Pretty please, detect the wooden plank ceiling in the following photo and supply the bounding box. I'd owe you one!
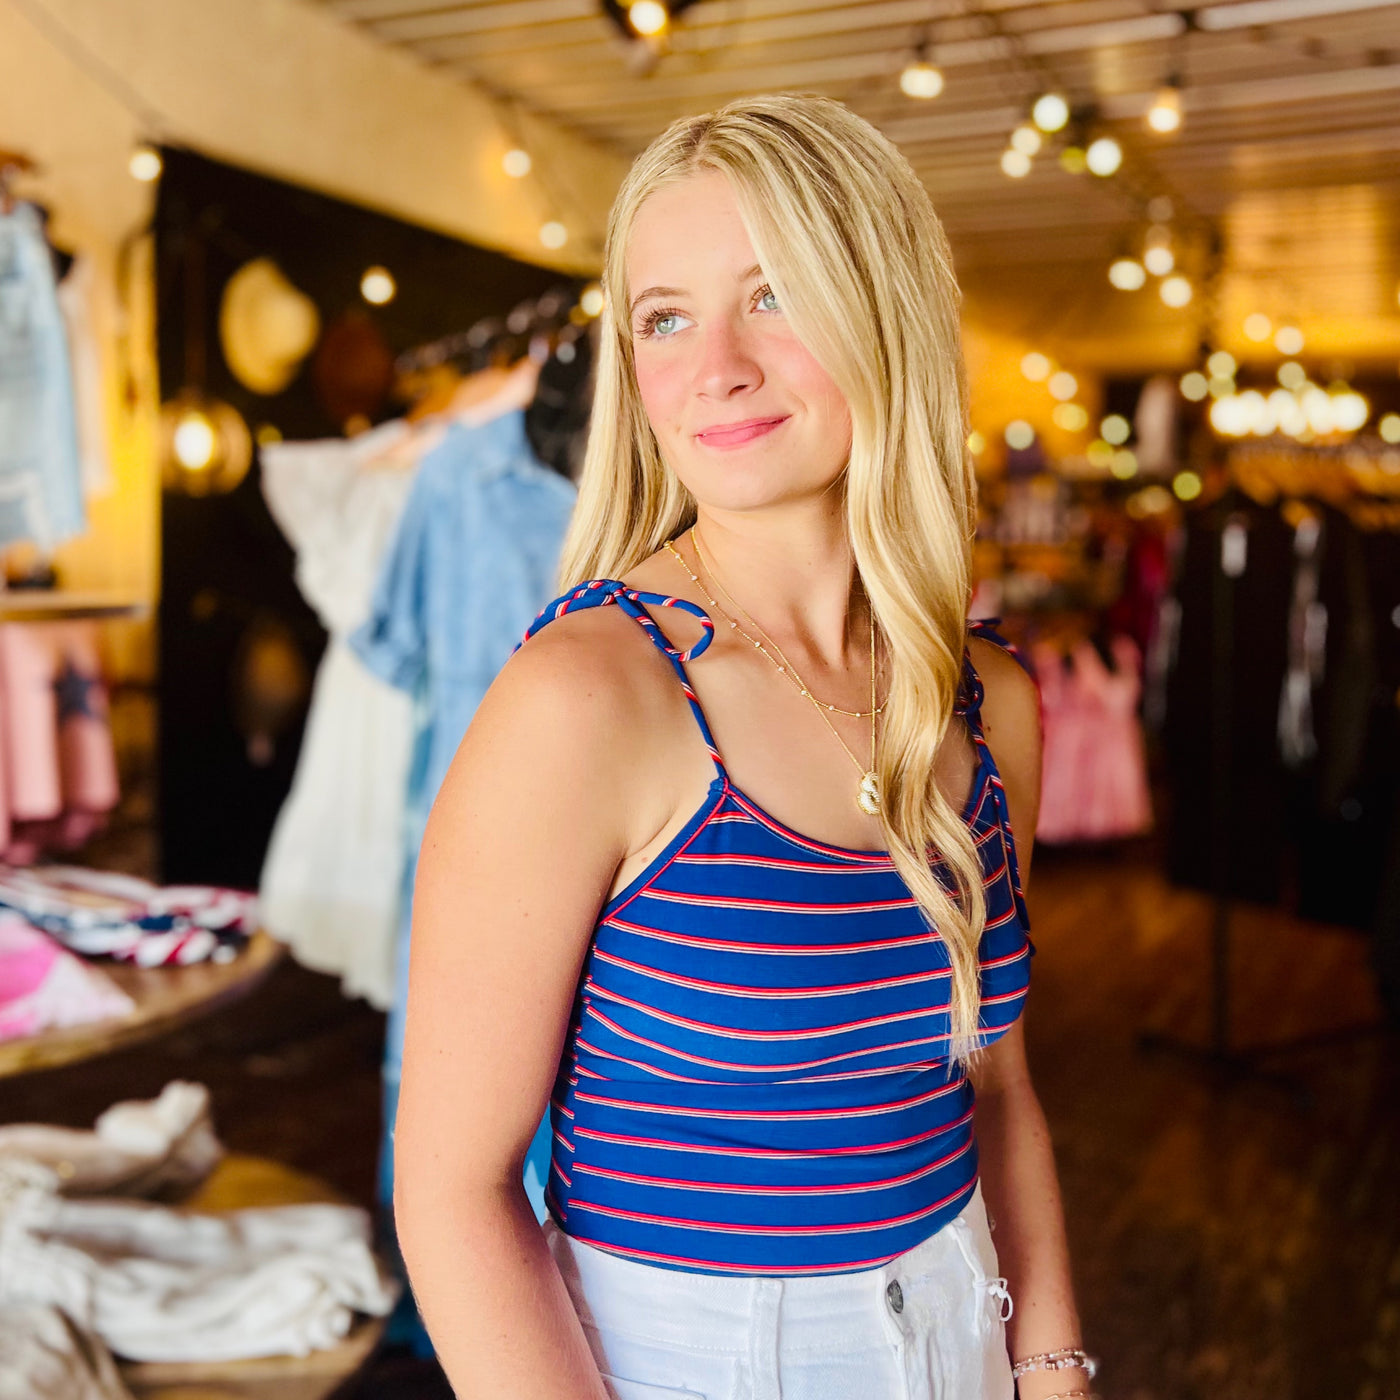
[310,0,1400,368]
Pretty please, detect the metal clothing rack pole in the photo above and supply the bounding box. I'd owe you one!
[1139,505,1386,1101]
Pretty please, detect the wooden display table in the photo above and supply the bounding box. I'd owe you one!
[119,1154,388,1400]
[0,929,284,1079]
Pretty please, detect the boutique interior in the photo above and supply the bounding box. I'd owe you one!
[0,0,1397,1395]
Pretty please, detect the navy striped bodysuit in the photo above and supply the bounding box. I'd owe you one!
[518,580,1033,1276]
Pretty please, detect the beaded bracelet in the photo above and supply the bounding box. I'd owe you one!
[1011,1348,1100,1380]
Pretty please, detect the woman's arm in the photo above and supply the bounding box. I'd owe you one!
[968,639,1090,1398]
[393,616,663,1399]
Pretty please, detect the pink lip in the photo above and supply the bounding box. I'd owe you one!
[694,416,789,449]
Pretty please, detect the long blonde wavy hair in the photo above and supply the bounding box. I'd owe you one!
[558,93,986,1060]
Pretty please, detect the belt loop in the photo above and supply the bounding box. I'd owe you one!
[749,1278,781,1400]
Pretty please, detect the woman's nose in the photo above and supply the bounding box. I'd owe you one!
[695,320,762,399]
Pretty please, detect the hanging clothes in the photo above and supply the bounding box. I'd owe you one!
[257,420,416,1010]
[0,203,85,550]
[55,255,114,500]
[0,620,119,861]
[1033,636,1152,845]
[350,408,575,1214]
[1163,495,1294,903]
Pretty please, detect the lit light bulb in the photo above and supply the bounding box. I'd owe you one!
[1053,403,1089,431]
[579,282,605,318]
[900,61,944,99]
[360,266,396,306]
[1086,137,1123,176]
[1143,245,1175,277]
[1109,258,1147,291]
[1088,439,1115,469]
[1020,352,1052,382]
[1147,85,1182,133]
[1379,413,1400,444]
[129,145,163,182]
[1160,275,1193,308]
[1010,125,1042,156]
[1032,93,1070,132]
[1173,470,1203,500]
[1333,391,1369,433]
[173,411,217,470]
[1058,146,1088,175]
[1110,450,1139,480]
[503,148,532,178]
[1000,149,1032,178]
[1180,372,1209,401]
[1101,414,1131,445]
[1243,313,1272,343]
[1274,325,1305,356]
[1207,350,1237,379]
[967,430,986,454]
[1048,370,1078,401]
[1208,376,1235,399]
[1278,361,1307,391]
[539,221,568,249]
[628,0,668,34]
[1005,420,1035,450]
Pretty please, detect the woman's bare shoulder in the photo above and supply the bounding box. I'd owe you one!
[966,634,1042,814]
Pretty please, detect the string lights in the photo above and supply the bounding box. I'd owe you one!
[1146,83,1183,133]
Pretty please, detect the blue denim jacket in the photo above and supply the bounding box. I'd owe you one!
[0,204,85,550]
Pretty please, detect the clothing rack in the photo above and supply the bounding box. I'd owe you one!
[1139,502,1389,1104]
[394,282,580,376]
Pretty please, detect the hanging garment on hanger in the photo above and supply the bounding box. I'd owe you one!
[0,912,133,1042]
[257,419,415,1009]
[55,255,114,500]
[1033,637,1152,844]
[0,203,85,549]
[0,620,119,861]
[350,408,575,1215]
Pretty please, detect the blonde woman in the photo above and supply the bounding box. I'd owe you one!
[395,94,1090,1400]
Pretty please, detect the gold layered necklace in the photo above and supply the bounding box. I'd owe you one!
[664,528,883,817]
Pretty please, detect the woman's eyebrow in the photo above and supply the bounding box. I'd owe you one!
[629,266,765,316]
[630,286,684,314]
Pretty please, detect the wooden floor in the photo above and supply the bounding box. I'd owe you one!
[1,841,1395,1399]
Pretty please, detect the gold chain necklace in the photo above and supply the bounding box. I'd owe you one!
[664,529,883,816]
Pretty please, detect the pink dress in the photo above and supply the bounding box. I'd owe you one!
[1034,637,1152,844]
[0,620,120,860]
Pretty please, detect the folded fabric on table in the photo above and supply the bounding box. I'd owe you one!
[0,865,256,966]
[0,1158,399,1362]
[0,1302,133,1400]
[0,1081,221,1197]
[0,912,133,1042]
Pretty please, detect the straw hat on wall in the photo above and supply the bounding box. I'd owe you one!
[219,258,321,396]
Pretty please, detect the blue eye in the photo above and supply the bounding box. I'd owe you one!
[638,307,690,339]
[757,287,780,312]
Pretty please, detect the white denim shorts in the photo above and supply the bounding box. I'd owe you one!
[543,1184,1015,1400]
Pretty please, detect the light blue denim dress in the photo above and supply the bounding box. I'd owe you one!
[351,409,575,1216]
[0,203,85,550]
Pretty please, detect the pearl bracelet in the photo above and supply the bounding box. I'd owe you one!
[1010,1347,1100,1380]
